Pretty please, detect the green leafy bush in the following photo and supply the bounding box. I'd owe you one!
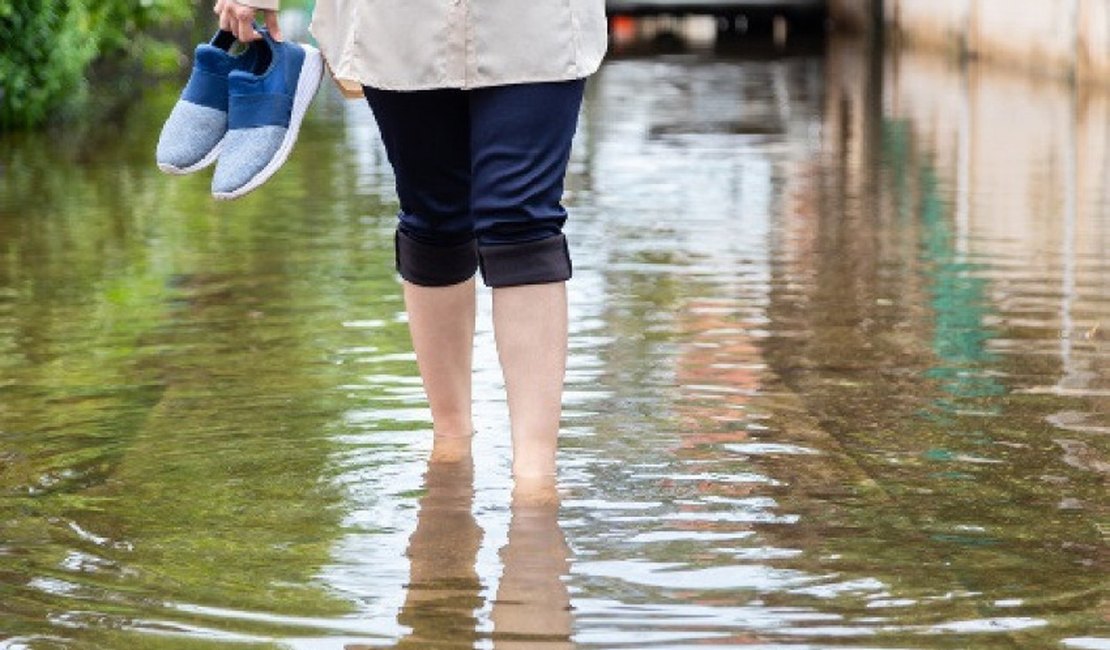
[0,0,194,129]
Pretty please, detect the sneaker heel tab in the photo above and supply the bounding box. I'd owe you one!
[194,43,235,71]
[259,27,293,54]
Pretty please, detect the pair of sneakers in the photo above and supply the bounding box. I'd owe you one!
[156,28,323,200]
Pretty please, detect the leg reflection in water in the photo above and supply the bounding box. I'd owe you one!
[345,441,573,649]
[395,441,484,648]
[492,478,574,649]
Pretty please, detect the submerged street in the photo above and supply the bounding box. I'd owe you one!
[0,25,1107,649]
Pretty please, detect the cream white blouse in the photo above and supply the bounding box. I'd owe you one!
[242,0,608,91]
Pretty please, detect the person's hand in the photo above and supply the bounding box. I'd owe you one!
[214,0,283,42]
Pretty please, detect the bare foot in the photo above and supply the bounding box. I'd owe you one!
[429,434,472,464]
[511,474,560,508]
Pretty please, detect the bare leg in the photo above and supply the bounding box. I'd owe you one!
[492,282,568,479]
[404,278,476,459]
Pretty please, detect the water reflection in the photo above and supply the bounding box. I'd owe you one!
[342,445,572,650]
[0,20,1107,650]
[376,449,484,649]
[490,490,573,650]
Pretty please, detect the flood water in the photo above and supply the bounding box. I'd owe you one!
[0,26,1108,650]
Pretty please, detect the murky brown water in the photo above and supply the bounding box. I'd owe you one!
[0,27,1108,650]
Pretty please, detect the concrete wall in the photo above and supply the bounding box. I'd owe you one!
[890,0,970,52]
[834,0,1110,83]
[827,0,874,33]
[1077,0,1110,81]
[831,0,1110,84]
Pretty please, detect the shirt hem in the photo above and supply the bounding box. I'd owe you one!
[350,63,602,92]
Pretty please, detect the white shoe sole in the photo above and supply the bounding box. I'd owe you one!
[212,43,324,201]
[157,133,226,175]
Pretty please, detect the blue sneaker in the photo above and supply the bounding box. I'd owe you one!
[212,29,323,200]
[156,30,259,175]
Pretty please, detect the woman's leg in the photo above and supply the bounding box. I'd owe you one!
[493,282,568,477]
[469,80,587,478]
[364,87,477,445]
[405,278,476,443]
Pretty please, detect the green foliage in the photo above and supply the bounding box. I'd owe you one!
[0,0,193,129]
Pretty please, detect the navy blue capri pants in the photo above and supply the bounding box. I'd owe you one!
[363,79,586,288]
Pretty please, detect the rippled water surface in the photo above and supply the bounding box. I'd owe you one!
[1,30,1108,650]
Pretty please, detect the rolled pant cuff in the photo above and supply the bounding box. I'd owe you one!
[478,234,572,288]
[395,229,479,287]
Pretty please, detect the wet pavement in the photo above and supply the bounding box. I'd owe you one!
[0,25,1107,650]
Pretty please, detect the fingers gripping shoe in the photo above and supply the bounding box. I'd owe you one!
[212,29,324,200]
[156,30,258,174]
